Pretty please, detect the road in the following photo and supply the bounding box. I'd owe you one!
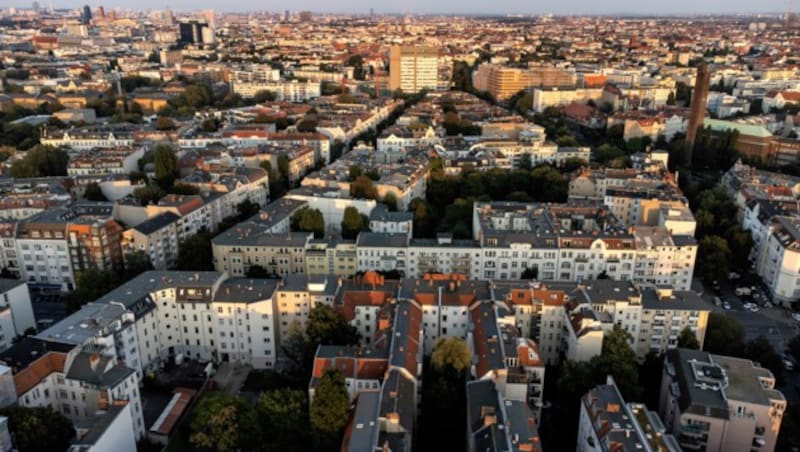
[696,277,800,402]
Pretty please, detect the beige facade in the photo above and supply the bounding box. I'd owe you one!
[389,45,438,93]
[211,233,311,277]
[305,240,358,277]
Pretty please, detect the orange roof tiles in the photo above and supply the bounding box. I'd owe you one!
[13,352,67,395]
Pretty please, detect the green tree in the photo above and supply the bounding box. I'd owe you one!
[155,116,176,130]
[310,370,351,451]
[257,389,310,451]
[556,135,580,147]
[9,145,69,177]
[123,251,153,280]
[590,325,641,400]
[189,392,257,452]
[677,327,700,349]
[341,206,368,240]
[153,145,179,189]
[347,165,362,181]
[704,313,746,357]
[350,175,378,199]
[132,184,165,206]
[175,230,214,271]
[518,153,533,171]
[200,118,220,132]
[382,192,399,211]
[745,336,784,384]
[246,265,270,278]
[236,199,260,220]
[290,206,325,239]
[306,305,359,347]
[69,269,120,311]
[698,235,731,283]
[431,337,471,373]
[84,182,107,201]
[0,406,74,452]
[593,144,626,165]
[168,183,199,195]
[277,154,290,181]
[253,90,277,103]
[409,197,436,238]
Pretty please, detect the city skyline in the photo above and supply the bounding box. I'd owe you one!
[25,0,794,15]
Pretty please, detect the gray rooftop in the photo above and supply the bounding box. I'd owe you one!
[94,271,225,317]
[641,287,709,312]
[37,303,129,345]
[346,390,381,452]
[212,220,312,247]
[582,377,650,452]
[66,352,134,388]
[215,278,279,304]
[132,212,180,235]
[356,232,409,248]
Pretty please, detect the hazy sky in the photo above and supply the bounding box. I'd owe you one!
[46,1,788,15]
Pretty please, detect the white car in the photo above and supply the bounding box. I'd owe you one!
[750,307,760,313]
[723,303,732,310]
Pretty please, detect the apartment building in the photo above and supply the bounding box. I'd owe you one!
[231,80,321,102]
[0,337,145,440]
[40,126,135,150]
[466,378,543,452]
[468,299,546,421]
[473,63,576,101]
[474,201,636,282]
[0,279,35,351]
[389,46,439,93]
[14,206,124,291]
[305,239,358,277]
[211,224,311,277]
[368,205,413,238]
[331,298,423,452]
[274,274,338,346]
[754,216,800,305]
[122,212,180,270]
[66,147,145,176]
[532,88,604,113]
[659,348,786,452]
[578,375,681,452]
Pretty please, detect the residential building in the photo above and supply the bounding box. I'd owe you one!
[659,348,786,452]
[578,375,681,452]
[389,46,439,93]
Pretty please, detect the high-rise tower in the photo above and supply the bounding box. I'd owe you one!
[685,62,710,166]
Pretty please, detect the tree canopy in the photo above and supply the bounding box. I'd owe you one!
[0,406,74,452]
[290,206,325,239]
[431,337,471,373]
[153,145,179,189]
[9,145,69,178]
[189,392,257,452]
[341,206,369,240]
[256,389,310,451]
[310,369,351,450]
[704,313,746,357]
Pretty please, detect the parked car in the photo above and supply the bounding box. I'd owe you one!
[713,297,722,307]
[723,302,732,310]
[735,287,752,297]
[728,272,741,280]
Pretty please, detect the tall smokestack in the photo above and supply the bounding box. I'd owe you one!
[685,62,711,166]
